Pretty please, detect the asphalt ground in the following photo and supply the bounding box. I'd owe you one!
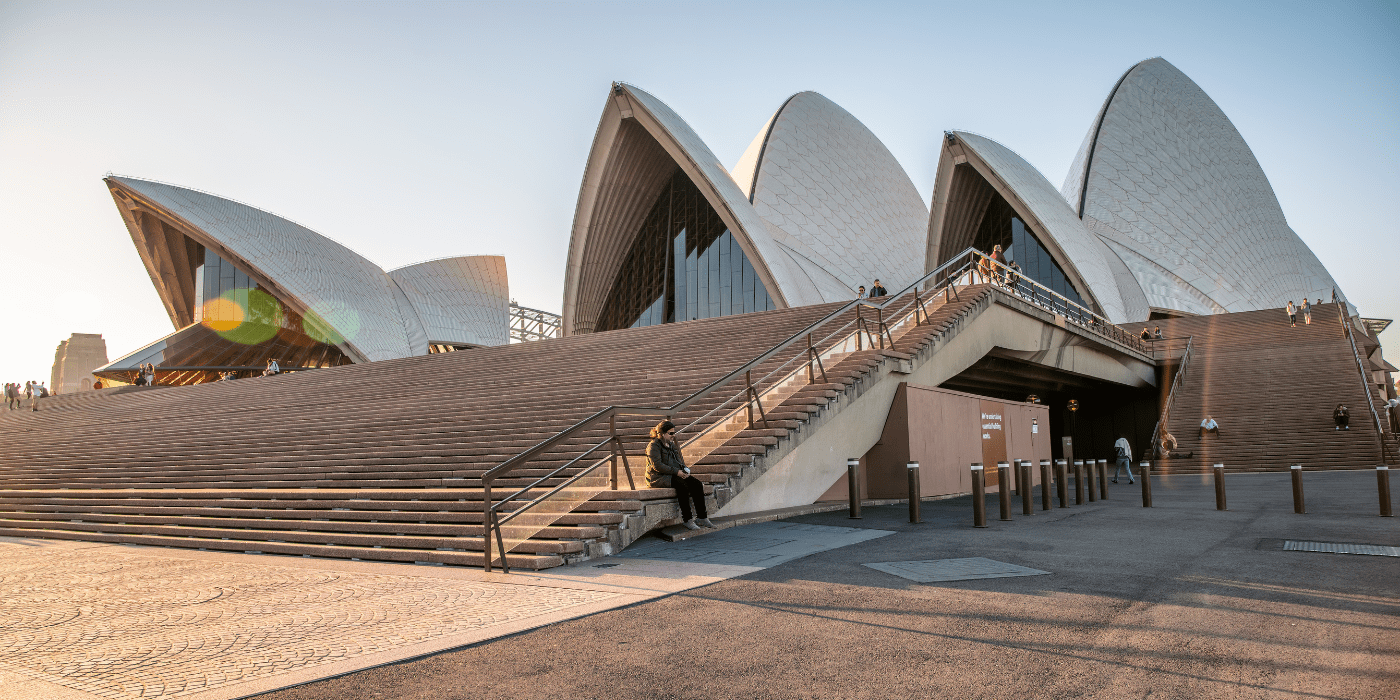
[257,469,1400,700]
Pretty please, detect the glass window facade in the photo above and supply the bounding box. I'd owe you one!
[1008,218,1089,308]
[596,168,775,332]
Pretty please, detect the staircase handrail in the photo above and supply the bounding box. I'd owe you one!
[481,247,1150,571]
[1149,336,1193,459]
[1332,290,1394,464]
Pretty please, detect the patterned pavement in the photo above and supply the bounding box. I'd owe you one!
[0,541,619,699]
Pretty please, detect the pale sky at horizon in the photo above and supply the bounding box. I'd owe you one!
[1,0,1396,384]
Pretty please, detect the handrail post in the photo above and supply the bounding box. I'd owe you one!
[482,483,494,573]
[745,370,768,429]
[609,413,619,490]
[856,306,864,351]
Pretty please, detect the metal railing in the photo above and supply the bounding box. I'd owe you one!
[1149,336,1193,459]
[510,302,562,342]
[1333,291,1394,464]
[480,248,1150,571]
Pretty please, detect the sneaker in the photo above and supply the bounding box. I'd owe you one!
[682,520,700,531]
[696,518,715,528]
[1111,480,1118,484]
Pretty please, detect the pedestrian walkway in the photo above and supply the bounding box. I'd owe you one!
[0,523,887,699]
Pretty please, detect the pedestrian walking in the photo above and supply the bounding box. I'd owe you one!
[644,420,712,530]
[1287,301,1297,327]
[1301,298,1311,325]
[5,383,17,410]
[1112,435,1135,483]
[869,279,888,298]
[26,381,39,412]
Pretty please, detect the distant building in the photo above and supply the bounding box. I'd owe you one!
[51,333,109,394]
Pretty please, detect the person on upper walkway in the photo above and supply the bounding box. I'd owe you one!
[645,420,712,530]
[1140,328,1151,341]
[1334,404,1350,430]
[1301,298,1312,325]
[869,279,888,298]
[1199,416,1219,437]
[1287,301,1297,327]
[1153,326,1163,340]
[856,285,866,299]
[264,359,280,377]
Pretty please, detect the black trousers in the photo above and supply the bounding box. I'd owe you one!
[672,475,708,521]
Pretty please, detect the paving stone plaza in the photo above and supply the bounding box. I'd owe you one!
[1,471,1395,699]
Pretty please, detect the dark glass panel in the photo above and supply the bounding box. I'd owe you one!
[596,168,779,331]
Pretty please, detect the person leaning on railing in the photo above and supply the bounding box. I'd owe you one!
[645,420,714,530]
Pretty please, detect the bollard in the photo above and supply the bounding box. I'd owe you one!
[1140,461,1153,507]
[1291,465,1305,514]
[971,463,987,527]
[847,458,861,519]
[1213,463,1227,511]
[907,461,922,523]
[1380,467,1393,518]
[1086,459,1098,502]
[1097,459,1110,500]
[998,462,1013,521]
[1020,461,1034,515]
[1011,457,1021,496]
[1074,460,1087,504]
[1055,459,1069,508]
[1040,460,1053,511]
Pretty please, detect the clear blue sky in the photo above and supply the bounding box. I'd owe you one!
[1,0,1396,383]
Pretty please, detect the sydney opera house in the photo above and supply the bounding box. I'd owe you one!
[564,57,1342,337]
[101,57,1347,385]
[7,56,1386,573]
[97,177,510,385]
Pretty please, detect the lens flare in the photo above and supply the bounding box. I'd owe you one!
[202,289,282,345]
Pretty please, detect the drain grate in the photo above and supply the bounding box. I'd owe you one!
[864,557,1050,583]
[1283,541,1399,557]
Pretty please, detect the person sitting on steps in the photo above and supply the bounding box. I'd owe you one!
[1140,327,1151,341]
[645,420,713,530]
[1199,416,1219,437]
[1159,432,1193,459]
[1334,404,1350,430]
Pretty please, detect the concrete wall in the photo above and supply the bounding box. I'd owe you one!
[851,383,1049,500]
[715,291,1152,517]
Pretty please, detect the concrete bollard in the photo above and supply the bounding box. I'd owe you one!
[847,458,861,519]
[1086,459,1098,502]
[1213,463,1227,511]
[1074,460,1086,505]
[1020,461,1034,515]
[997,462,1013,521]
[1056,459,1069,508]
[1097,459,1110,500]
[1291,465,1305,514]
[1380,467,1393,518]
[971,463,987,527]
[907,461,922,523]
[1140,461,1153,507]
[1040,460,1053,511]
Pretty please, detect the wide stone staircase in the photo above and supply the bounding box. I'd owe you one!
[0,286,993,570]
[1149,302,1397,472]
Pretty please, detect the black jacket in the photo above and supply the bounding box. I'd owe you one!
[645,437,687,488]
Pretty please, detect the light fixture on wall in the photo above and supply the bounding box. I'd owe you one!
[1067,399,1079,413]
